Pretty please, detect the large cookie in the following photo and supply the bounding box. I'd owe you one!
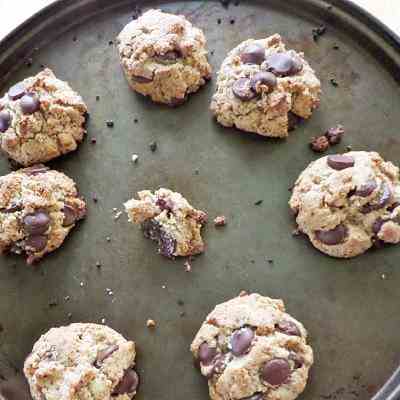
[0,68,87,166]
[289,151,400,258]
[0,164,86,264]
[191,293,313,400]
[124,188,207,258]
[117,9,212,105]
[210,34,321,137]
[24,323,139,400]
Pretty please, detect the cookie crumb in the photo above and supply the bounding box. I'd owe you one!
[96,261,102,268]
[146,319,156,328]
[114,211,122,220]
[134,118,139,123]
[149,141,157,152]
[254,200,263,206]
[184,260,192,272]
[67,312,73,319]
[131,154,139,163]
[310,135,330,153]
[91,137,97,144]
[101,318,106,324]
[64,295,70,301]
[214,215,227,226]
[325,124,345,145]
[106,120,114,127]
[312,25,326,41]
[106,236,111,242]
[330,78,339,87]
[48,300,58,308]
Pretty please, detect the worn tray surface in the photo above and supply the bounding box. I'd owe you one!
[1,1,400,399]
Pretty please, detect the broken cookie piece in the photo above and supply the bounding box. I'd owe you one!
[124,188,207,258]
[0,165,86,264]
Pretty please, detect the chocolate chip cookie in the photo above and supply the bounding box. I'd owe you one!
[0,68,88,166]
[0,164,86,264]
[191,293,313,400]
[210,34,321,137]
[117,9,212,105]
[289,151,400,258]
[124,188,207,258]
[24,323,139,400]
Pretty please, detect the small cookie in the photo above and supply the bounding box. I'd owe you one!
[0,164,86,264]
[117,9,212,105]
[289,151,400,258]
[124,188,207,258]
[191,293,313,400]
[24,323,139,400]
[0,68,88,166]
[210,34,321,137]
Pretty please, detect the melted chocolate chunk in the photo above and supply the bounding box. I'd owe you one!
[240,43,265,65]
[230,327,254,356]
[315,224,347,245]
[112,369,139,395]
[23,210,50,235]
[261,358,291,386]
[232,78,257,101]
[198,342,217,365]
[327,154,355,170]
[141,219,177,258]
[276,320,301,336]
[95,344,119,367]
[265,52,302,77]
[0,110,11,132]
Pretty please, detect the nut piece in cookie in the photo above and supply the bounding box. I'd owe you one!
[117,9,212,105]
[191,293,313,400]
[0,165,86,264]
[210,34,321,138]
[0,68,88,166]
[124,188,207,258]
[289,151,400,258]
[24,323,139,400]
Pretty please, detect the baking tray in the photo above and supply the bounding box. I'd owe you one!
[0,1,400,399]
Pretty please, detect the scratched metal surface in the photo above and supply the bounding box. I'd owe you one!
[0,1,400,399]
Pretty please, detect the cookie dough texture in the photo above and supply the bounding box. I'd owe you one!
[0,68,87,166]
[289,151,400,258]
[210,34,321,137]
[24,323,139,400]
[117,9,212,105]
[124,188,207,258]
[0,164,86,264]
[191,293,313,400]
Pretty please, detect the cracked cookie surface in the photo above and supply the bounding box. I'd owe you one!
[117,9,212,105]
[124,188,207,258]
[191,293,313,400]
[289,151,400,258]
[24,323,138,400]
[0,164,86,264]
[0,68,87,166]
[210,34,321,137]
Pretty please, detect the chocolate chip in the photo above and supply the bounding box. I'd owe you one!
[265,52,303,77]
[232,78,257,101]
[230,327,254,356]
[198,342,217,365]
[62,205,77,227]
[23,210,50,235]
[8,83,26,100]
[327,154,355,170]
[240,43,265,65]
[261,358,291,386]
[112,369,139,395]
[325,125,345,145]
[0,110,11,133]
[24,164,49,175]
[315,224,347,245]
[243,393,263,400]
[95,344,119,366]
[310,136,330,153]
[25,234,47,252]
[155,50,181,63]
[250,71,277,94]
[20,93,40,114]
[361,183,392,213]
[354,180,377,197]
[141,219,176,258]
[132,74,153,83]
[276,320,301,336]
